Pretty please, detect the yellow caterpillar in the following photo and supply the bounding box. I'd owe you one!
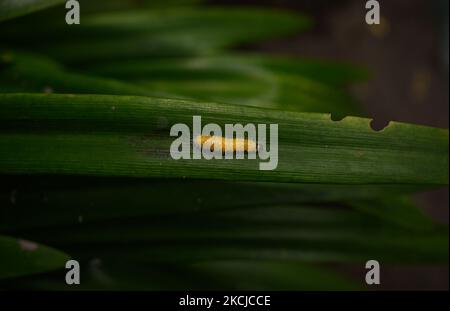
[194,135,258,153]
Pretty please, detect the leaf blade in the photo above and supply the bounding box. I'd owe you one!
[0,234,69,279]
[0,93,447,185]
[0,0,64,22]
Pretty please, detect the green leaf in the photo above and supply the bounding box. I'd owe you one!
[0,51,170,97]
[189,261,359,290]
[17,203,446,264]
[1,259,358,290]
[88,56,361,115]
[0,93,447,185]
[0,234,69,279]
[0,0,64,22]
[0,51,359,115]
[232,53,370,87]
[350,196,437,231]
[0,176,427,232]
[3,176,442,264]
[82,0,205,13]
[0,8,312,62]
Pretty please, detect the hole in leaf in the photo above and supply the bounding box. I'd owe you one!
[331,114,346,121]
[370,119,390,132]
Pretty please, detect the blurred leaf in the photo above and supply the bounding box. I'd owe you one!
[17,203,447,264]
[3,176,443,264]
[0,176,428,232]
[0,234,69,279]
[1,260,358,290]
[88,56,360,114]
[0,51,359,115]
[0,51,170,97]
[0,93,447,185]
[0,8,312,62]
[82,0,205,12]
[189,261,359,290]
[350,196,437,231]
[0,0,64,22]
[234,53,370,87]
[3,186,445,266]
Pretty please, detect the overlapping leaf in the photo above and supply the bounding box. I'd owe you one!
[0,234,69,279]
[0,8,311,62]
[0,0,64,22]
[88,56,361,114]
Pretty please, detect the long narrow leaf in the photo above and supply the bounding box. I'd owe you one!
[1,8,312,62]
[0,234,69,279]
[0,260,358,290]
[0,0,64,22]
[87,56,360,114]
[0,93,447,185]
[0,176,428,232]
[0,51,170,97]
